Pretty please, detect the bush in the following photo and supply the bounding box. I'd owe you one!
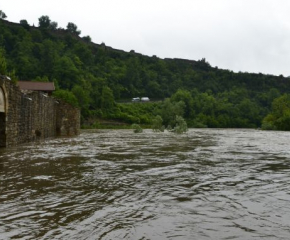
[261,122,275,130]
[132,123,143,133]
[53,89,79,107]
[262,94,290,131]
[152,115,164,132]
[173,115,188,134]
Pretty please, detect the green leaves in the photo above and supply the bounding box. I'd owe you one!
[262,94,290,131]
[66,22,81,36]
[171,89,193,117]
[53,89,79,107]
[154,98,185,127]
[0,10,7,19]
[152,115,164,132]
[20,20,30,30]
[131,123,143,133]
[38,15,51,29]
[173,115,188,134]
[0,48,7,74]
[54,56,80,89]
[1,17,290,129]
[101,86,115,111]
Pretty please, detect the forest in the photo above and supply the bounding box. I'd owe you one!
[1,12,290,130]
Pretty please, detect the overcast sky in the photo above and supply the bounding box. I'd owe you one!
[1,0,290,76]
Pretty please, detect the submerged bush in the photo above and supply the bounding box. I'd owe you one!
[173,115,188,134]
[132,123,143,133]
[152,115,164,132]
[261,121,275,130]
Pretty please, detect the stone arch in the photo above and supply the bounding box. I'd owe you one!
[0,87,6,147]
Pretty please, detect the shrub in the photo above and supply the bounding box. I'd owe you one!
[132,123,143,133]
[173,115,188,134]
[152,115,164,132]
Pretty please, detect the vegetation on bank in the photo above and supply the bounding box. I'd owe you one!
[131,123,143,133]
[1,11,290,131]
[261,94,290,131]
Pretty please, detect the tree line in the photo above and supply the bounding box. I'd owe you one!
[1,12,290,130]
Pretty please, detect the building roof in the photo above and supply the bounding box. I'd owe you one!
[17,81,55,92]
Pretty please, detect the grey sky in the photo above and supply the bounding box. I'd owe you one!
[1,0,290,76]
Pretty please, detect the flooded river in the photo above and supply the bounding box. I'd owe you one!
[1,129,290,240]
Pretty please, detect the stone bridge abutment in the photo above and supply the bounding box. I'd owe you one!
[0,76,80,147]
[0,86,7,147]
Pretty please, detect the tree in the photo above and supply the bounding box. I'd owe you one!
[82,35,91,42]
[237,98,261,127]
[20,20,30,29]
[101,86,115,111]
[152,115,164,132]
[0,48,7,74]
[49,21,58,30]
[2,15,290,128]
[154,98,185,127]
[262,94,290,131]
[72,85,90,110]
[38,16,59,30]
[38,15,51,28]
[171,89,194,117]
[32,76,49,82]
[66,22,81,35]
[197,58,211,70]
[132,123,143,133]
[39,40,60,78]
[53,89,79,107]
[0,10,7,19]
[54,56,80,89]
[173,115,188,134]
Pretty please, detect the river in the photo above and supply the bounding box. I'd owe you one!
[0,129,290,240]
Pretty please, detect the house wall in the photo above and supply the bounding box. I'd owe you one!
[0,76,80,147]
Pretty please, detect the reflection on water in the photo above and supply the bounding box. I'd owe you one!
[1,129,290,239]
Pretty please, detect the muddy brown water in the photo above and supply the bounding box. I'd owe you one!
[0,129,290,240]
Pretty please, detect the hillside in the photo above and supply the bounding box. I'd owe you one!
[1,17,290,128]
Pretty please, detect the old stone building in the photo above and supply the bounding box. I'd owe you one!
[0,75,80,147]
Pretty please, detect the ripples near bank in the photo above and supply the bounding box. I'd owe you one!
[1,129,290,239]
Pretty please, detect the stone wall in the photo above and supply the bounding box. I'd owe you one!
[0,76,80,147]
[56,101,80,136]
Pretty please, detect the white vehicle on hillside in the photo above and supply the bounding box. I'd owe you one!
[132,97,140,102]
[141,97,150,102]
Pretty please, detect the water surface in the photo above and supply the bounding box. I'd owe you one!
[1,129,290,239]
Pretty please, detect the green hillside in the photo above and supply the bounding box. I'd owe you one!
[1,15,290,129]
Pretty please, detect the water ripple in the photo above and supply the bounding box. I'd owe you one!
[1,129,290,239]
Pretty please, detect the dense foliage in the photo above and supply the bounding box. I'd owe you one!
[1,15,290,129]
[262,94,290,131]
[131,123,143,133]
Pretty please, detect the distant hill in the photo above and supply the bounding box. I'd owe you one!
[1,17,290,128]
